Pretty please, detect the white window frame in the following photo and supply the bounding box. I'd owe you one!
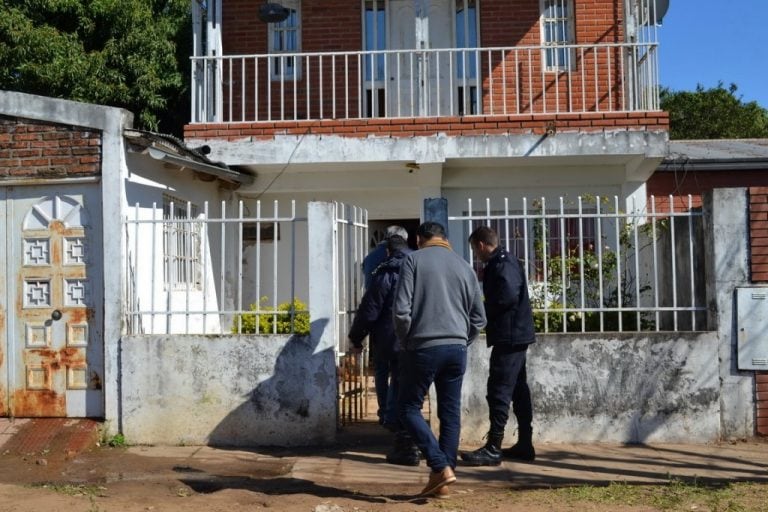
[539,0,575,72]
[362,0,388,117]
[268,0,302,81]
[163,195,202,291]
[454,0,481,116]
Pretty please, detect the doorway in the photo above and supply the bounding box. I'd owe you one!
[0,185,104,418]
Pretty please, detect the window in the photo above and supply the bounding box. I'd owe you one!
[468,212,597,281]
[456,0,479,115]
[163,195,201,289]
[540,0,574,71]
[268,0,301,80]
[363,0,386,117]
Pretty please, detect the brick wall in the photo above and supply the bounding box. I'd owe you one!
[750,187,768,282]
[481,0,624,113]
[184,111,667,140]
[0,116,102,179]
[214,0,635,125]
[758,371,768,436]
[647,171,768,214]
[222,0,362,121]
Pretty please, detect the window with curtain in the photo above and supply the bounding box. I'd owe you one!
[540,0,574,71]
[268,0,301,80]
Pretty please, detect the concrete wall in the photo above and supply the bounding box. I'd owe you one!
[704,188,755,439]
[120,330,337,446]
[122,330,722,447]
[454,332,720,445]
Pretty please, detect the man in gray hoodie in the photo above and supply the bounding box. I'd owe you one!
[393,221,486,498]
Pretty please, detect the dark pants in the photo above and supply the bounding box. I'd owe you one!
[399,344,467,471]
[487,344,532,436]
[373,355,400,427]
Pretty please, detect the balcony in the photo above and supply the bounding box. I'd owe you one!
[190,42,660,125]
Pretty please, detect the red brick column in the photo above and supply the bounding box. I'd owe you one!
[758,372,768,436]
[750,187,768,282]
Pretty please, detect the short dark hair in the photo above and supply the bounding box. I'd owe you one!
[416,221,446,240]
[468,226,499,246]
[386,234,408,253]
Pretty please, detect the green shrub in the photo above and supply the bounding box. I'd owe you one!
[232,297,310,335]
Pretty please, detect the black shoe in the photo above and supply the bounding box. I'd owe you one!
[386,446,420,466]
[460,445,502,466]
[502,442,535,461]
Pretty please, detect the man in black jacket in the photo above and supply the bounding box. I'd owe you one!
[461,226,537,466]
[350,235,411,427]
[349,235,420,466]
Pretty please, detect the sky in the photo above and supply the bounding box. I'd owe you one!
[657,1,768,108]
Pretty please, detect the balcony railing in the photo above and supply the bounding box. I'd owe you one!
[190,42,659,124]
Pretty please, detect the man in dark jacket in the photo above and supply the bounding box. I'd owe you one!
[362,225,409,289]
[349,235,412,427]
[461,226,536,466]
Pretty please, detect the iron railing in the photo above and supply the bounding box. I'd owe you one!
[449,195,706,333]
[191,42,659,123]
[125,200,304,335]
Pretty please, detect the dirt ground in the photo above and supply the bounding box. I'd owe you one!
[0,426,767,512]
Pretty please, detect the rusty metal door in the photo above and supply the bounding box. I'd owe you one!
[4,186,103,417]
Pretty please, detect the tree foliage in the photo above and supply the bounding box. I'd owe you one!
[0,0,192,134]
[660,83,768,140]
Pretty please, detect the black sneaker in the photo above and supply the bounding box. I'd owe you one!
[460,445,502,466]
[385,447,420,466]
[502,442,535,461]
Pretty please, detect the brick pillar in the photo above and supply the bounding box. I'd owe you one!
[749,187,768,282]
[750,189,768,436]
[758,372,768,436]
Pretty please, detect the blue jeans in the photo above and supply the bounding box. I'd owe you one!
[399,344,467,471]
[374,356,400,426]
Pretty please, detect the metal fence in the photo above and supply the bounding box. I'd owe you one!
[449,195,707,333]
[333,203,370,426]
[191,42,659,123]
[124,199,306,335]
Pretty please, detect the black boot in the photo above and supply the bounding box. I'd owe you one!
[386,431,420,466]
[502,428,535,461]
[460,432,503,466]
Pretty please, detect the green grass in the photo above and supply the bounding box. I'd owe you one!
[529,479,767,512]
[30,483,107,497]
[107,433,127,447]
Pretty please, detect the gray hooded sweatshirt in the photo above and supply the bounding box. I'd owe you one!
[393,243,486,350]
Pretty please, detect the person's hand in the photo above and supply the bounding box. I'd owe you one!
[348,344,363,355]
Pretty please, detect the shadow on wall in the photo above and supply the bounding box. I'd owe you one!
[206,318,335,447]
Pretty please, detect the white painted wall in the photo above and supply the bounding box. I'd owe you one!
[125,153,230,334]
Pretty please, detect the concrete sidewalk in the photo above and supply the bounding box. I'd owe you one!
[1,418,767,494]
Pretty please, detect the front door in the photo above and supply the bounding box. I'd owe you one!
[1,186,104,417]
[388,0,454,117]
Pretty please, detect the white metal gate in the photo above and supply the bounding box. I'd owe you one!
[0,185,104,417]
[333,203,370,426]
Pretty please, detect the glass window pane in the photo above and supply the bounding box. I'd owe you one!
[287,30,296,51]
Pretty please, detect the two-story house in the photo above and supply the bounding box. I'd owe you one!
[183,0,668,303]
